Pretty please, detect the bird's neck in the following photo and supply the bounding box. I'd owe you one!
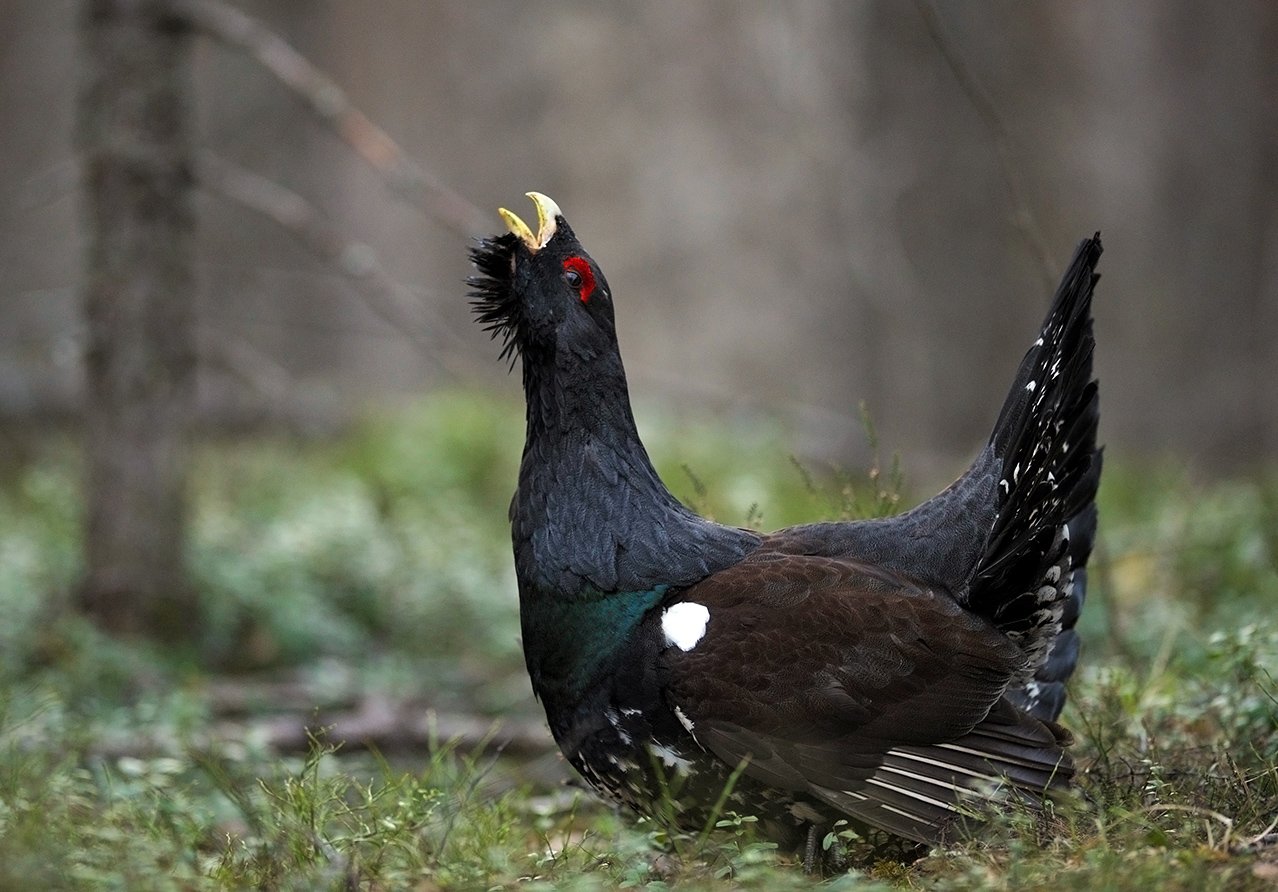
[513,347,758,598]
[520,347,662,495]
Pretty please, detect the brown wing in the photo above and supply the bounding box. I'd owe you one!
[661,546,1072,842]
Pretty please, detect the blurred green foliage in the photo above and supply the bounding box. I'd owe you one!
[0,391,1276,888]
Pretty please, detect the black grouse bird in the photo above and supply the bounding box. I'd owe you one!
[470,193,1102,852]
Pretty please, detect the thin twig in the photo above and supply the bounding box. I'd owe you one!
[1142,803,1236,850]
[913,0,1058,291]
[196,150,476,375]
[3,159,79,214]
[89,701,554,760]
[163,0,489,238]
[1239,814,1278,852]
[195,324,296,401]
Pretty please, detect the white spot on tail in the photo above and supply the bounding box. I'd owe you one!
[662,602,710,651]
[674,705,696,734]
[1026,380,1037,392]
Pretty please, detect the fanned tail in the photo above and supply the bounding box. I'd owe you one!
[967,235,1104,720]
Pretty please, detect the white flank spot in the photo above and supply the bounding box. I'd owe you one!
[662,602,710,651]
[605,708,633,745]
[674,705,696,734]
[648,742,693,773]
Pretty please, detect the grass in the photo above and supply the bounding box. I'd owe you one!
[1,391,1276,889]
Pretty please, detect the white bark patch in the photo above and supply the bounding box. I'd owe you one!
[661,602,710,651]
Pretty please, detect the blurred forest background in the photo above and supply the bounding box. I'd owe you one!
[4,0,1275,472]
[2,2,1278,887]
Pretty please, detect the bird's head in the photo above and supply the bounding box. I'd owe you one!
[469,192,616,368]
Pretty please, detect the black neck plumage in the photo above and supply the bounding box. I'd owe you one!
[512,344,758,598]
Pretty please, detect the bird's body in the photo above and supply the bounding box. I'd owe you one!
[470,194,1102,851]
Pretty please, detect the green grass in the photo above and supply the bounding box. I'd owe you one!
[1,391,1276,889]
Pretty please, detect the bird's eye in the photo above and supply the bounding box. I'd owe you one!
[561,256,597,303]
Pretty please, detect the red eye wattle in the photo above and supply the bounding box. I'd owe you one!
[562,256,597,303]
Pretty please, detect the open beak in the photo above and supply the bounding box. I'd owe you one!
[498,192,561,253]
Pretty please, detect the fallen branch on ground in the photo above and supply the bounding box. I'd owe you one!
[89,694,554,761]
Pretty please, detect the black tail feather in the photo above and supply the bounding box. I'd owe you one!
[1006,494,1100,720]
[967,235,1103,718]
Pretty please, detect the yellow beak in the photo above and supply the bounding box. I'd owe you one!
[498,192,562,253]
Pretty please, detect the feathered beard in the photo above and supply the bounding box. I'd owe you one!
[468,232,522,368]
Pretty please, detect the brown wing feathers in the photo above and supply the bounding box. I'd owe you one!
[664,546,1073,844]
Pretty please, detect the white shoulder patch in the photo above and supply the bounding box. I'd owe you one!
[661,602,710,651]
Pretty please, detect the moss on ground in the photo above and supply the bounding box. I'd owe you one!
[1,392,1275,889]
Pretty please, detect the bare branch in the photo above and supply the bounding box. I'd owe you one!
[914,0,1058,290]
[195,150,477,377]
[89,699,555,760]
[164,0,489,238]
[4,159,79,214]
[195,323,295,401]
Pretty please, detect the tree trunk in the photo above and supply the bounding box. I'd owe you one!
[77,0,197,638]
